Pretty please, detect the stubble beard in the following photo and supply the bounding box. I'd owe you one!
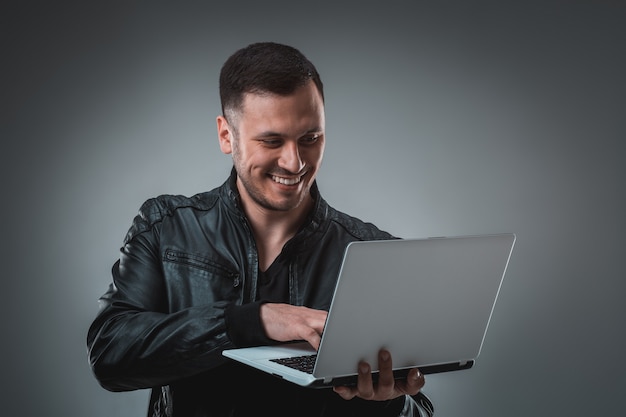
[232,142,309,213]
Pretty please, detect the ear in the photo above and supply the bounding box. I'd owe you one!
[216,115,233,155]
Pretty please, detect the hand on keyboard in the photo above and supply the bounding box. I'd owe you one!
[260,303,328,350]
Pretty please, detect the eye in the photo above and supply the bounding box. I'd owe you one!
[300,134,320,145]
[260,138,283,147]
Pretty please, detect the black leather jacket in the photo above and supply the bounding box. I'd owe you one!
[87,172,433,416]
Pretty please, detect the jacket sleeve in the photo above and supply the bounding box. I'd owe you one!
[86,218,234,392]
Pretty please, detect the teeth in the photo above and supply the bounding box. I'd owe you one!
[272,175,302,185]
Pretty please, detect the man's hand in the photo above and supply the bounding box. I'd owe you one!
[259,303,327,350]
[333,349,425,401]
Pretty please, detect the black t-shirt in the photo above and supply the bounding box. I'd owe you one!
[258,256,289,303]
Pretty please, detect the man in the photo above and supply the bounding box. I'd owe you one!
[87,42,433,416]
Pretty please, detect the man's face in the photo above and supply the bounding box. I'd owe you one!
[218,81,325,213]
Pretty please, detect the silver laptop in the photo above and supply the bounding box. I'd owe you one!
[223,233,516,388]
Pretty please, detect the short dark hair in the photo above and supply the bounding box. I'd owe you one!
[219,42,324,120]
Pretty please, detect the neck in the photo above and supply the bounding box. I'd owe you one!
[239,192,314,272]
[253,206,306,237]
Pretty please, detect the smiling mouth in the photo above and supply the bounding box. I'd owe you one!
[271,174,304,186]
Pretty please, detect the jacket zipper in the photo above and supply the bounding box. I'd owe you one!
[164,250,241,288]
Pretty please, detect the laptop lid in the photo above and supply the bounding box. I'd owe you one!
[223,233,516,387]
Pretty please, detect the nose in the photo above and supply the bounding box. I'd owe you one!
[279,141,305,173]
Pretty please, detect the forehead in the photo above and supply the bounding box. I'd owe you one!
[235,82,325,133]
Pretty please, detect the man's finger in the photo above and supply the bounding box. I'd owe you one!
[301,326,322,351]
[333,385,355,400]
[400,368,425,396]
[356,361,375,400]
[410,368,425,390]
[376,350,395,398]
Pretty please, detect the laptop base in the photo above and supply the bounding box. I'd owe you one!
[274,360,475,389]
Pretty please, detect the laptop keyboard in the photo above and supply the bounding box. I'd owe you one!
[270,354,317,374]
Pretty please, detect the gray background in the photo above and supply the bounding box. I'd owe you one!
[3,1,624,416]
